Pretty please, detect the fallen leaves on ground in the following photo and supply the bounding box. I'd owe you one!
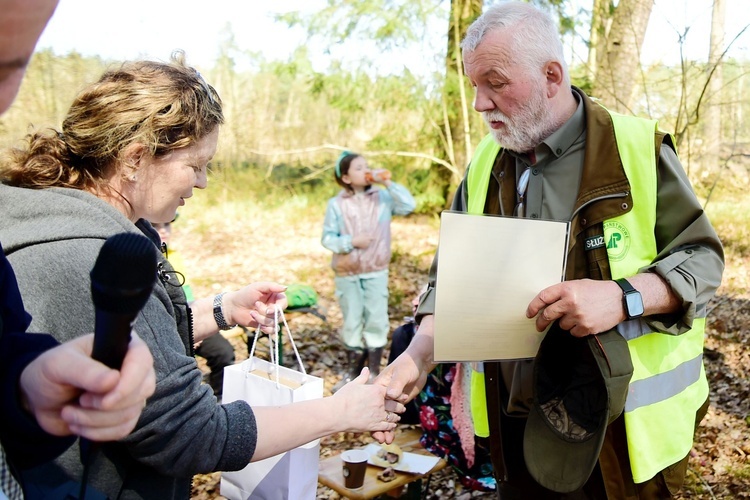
[180,213,749,499]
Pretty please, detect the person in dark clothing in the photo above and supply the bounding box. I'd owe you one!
[195,335,235,397]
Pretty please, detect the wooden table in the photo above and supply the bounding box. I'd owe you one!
[318,426,447,500]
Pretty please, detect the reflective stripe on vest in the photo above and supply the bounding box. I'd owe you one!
[465,112,708,483]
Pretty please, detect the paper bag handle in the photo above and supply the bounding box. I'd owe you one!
[247,305,308,387]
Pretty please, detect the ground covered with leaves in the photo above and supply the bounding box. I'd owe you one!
[177,211,749,499]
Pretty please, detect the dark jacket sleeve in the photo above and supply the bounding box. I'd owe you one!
[0,249,76,470]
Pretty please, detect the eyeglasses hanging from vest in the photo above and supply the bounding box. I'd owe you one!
[514,167,531,218]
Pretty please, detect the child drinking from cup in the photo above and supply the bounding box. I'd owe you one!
[322,151,415,391]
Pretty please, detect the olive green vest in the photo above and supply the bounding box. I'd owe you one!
[465,111,708,483]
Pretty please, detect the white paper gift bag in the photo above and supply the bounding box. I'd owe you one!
[220,310,324,500]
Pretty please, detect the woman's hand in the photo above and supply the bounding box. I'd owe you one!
[332,368,404,433]
[223,282,288,334]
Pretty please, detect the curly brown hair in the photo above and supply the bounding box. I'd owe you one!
[0,51,224,195]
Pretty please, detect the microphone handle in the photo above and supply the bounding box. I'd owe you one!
[80,310,137,474]
[91,309,136,369]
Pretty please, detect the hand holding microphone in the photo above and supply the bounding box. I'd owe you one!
[20,233,157,442]
[19,333,155,440]
[79,232,157,474]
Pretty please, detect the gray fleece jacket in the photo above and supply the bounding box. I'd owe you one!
[0,184,257,499]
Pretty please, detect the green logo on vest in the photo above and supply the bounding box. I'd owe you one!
[604,221,630,262]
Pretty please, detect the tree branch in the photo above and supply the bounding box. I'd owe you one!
[246,144,460,178]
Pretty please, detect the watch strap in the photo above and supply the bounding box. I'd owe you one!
[213,292,237,330]
[614,278,636,294]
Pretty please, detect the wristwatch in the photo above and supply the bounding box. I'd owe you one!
[213,292,237,330]
[614,278,644,320]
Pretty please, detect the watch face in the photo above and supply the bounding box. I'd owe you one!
[625,292,644,318]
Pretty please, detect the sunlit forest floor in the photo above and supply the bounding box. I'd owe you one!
[179,197,749,499]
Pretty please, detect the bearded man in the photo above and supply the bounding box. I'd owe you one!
[376,1,724,499]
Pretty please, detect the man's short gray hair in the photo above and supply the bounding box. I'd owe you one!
[461,1,569,85]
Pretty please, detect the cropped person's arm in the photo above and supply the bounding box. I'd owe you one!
[0,331,76,469]
[251,369,400,460]
[2,252,152,468]
[19,333,155,441]
[124,310,399,475]
[373,315,436,445]
[0,251,76,468]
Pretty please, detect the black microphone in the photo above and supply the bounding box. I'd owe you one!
[79,232,157,497]
[90,232,157,369]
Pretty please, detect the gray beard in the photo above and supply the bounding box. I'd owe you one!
[486,93,559,153]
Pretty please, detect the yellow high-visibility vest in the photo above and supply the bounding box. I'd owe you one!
[465,134,501,439]
[465,112,708,483]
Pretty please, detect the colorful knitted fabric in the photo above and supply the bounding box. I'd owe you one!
[417,364,497,492]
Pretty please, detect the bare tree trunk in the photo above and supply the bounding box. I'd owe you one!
[453,1,473,181]
[705,0,727,176]
[437,0,483,203]
[587,0,609,85]
[592,0,653,112]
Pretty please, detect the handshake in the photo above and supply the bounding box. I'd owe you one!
[365,169,391,183]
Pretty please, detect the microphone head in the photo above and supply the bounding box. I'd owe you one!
[91,232,158,315]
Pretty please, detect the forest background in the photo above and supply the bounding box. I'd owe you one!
[2,0,749,498]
